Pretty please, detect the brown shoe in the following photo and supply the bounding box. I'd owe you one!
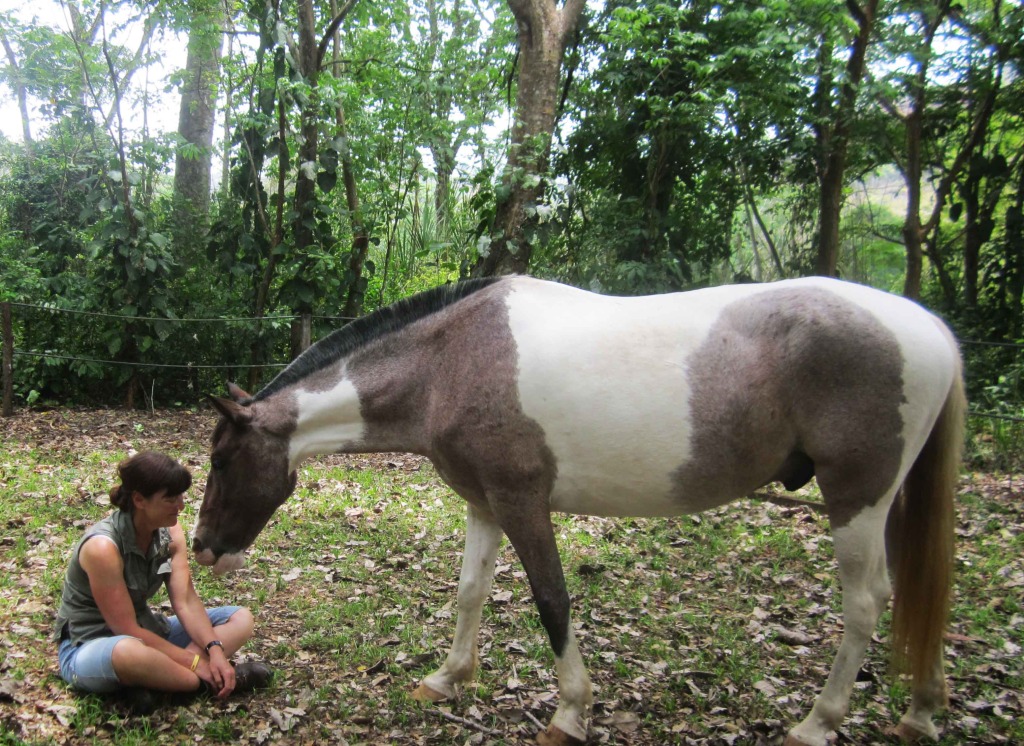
[233,661,273,694]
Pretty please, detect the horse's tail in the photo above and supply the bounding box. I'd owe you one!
[889,367,965,683]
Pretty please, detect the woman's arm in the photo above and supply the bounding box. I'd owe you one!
[165,524,235,695]
[78,536,199,674]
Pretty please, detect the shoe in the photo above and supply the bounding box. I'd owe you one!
[120,686,158,715]
[233,661,273,693]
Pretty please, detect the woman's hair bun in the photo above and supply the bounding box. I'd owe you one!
[109,484,128,509]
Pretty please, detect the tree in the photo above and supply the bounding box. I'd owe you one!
[0,18,33,144]
[472,0,585,276]
[554,0,810,291]
[814,0,880,279]
[172,0,225,245]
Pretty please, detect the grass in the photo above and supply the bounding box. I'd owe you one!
[0,408,1021,744]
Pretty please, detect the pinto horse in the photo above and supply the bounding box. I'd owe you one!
[193,276,964,746]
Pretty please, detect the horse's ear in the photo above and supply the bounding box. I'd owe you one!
[207,394,253,426]
[227,382,252,402]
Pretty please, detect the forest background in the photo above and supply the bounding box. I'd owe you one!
[1,0,1022,467]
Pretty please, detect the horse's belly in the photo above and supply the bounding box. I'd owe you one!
[547,458,696,517]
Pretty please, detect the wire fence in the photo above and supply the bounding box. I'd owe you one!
[3,300,1024,422]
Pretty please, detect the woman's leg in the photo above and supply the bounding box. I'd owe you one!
[110,638,201,692]
[164,606,255,658]
[60,635,199,694]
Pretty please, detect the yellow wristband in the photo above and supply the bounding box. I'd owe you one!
[190,654,200,672]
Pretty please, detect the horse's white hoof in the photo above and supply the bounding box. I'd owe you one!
[783,733,820,746]
[887,720,939,743]
[411,682,448,703]
[536,724,585,746]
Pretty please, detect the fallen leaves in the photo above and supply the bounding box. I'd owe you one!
[0,409,1022,744]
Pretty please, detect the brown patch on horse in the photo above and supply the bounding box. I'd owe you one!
[348,281,568,654]
[349,280,557,509]
[676,287,906,528]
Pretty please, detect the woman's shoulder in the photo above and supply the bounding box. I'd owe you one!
[82,511,127,543]
[77,529,124,574]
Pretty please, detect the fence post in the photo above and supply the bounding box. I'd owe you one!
[290,313,312,359]
[2,302,12,417]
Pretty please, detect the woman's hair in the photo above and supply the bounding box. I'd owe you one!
[109,451,193,511]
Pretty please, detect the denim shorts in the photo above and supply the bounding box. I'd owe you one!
[58,606,241,693]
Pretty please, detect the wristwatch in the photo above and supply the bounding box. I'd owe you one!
[205,640,224,653]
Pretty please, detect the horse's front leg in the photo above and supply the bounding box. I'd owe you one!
[494,496,592,745]
[414,503,503,701]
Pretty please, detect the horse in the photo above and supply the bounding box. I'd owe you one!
[192,275,964,746]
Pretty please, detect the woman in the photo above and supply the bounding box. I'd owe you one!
[55,451,271,711]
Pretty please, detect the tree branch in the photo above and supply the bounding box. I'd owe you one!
[316,0,360,69]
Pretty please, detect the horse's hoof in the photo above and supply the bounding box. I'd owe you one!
[411,682,448,703]
[886,721,937,743]
[536,725,585,746]
[782,736,815,746]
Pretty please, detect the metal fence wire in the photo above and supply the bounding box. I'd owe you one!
[2,301,1023,422]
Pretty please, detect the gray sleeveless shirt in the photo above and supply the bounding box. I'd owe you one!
[54,510,173,645]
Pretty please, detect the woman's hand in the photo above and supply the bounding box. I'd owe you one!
[197,648,236,698]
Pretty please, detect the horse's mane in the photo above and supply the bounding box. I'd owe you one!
[252,276,504,402]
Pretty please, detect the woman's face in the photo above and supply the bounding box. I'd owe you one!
[138,488,186,528]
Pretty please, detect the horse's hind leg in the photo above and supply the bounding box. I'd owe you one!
[885,513,947,742]
[414,503,504,701]
[490,491,592,745]
[786,496,894,746]
[891,656,945,741]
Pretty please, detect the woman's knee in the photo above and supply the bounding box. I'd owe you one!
[229,607,255,638]
[109,637,149,679]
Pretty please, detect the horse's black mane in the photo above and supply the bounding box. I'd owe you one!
[252,276,504,403]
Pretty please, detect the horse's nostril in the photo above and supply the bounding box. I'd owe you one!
[192,537,205,553]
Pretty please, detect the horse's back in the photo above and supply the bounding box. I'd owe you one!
[499,277,958,518]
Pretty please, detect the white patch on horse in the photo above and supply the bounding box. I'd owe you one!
[789,496,894,746]
[549,629,593,741]
[288,376,365,469]
[506,279,776,517]
[210,551,246,576]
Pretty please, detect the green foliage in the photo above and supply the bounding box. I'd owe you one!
[0,0,1022,415]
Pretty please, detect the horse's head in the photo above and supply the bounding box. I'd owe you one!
[192,384,298,574]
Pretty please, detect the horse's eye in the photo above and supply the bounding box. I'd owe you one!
[211,456,225,471]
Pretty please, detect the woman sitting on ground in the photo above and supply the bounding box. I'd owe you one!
[54,451,271,710]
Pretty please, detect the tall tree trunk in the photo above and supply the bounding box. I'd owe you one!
[472,0,586,277]
[902,102,925,300]
[891,0,995,300]
[963,155,983,307]
[330,0,371,320]
[431,143,457,228]
[814,0,878,278]
[1005,159,1024,338]
[289,0,321,358]
[221,23,234,199]
[172,0,224,245]
[0,28,33,144]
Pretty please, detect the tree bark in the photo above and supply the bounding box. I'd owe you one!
[0,28,33,144]
[472,0,586,277]
[172,0,225,244]
[814,0,878,278]
[330,0,372,320]
[1006,158,1024,337]
[963,155,982,307]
